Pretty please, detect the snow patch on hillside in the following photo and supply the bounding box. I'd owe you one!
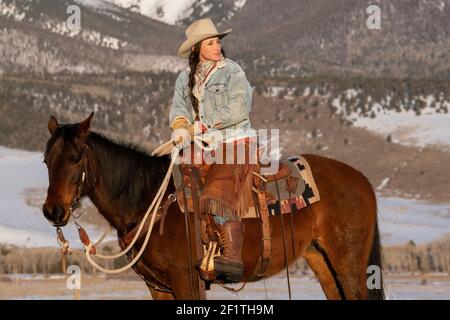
[0,1,27,21]
[332,92,450,147]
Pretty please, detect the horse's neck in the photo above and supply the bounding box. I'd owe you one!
[87,178,128,235]
[86,134,167,235]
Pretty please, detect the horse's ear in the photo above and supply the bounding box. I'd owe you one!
[48,115,59,135]
[76,112,94,140]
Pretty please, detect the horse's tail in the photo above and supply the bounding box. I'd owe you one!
[367,213,385,300]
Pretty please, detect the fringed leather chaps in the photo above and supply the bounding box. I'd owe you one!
[199,140,256,222]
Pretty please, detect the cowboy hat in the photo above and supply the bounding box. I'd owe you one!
[177,18,232,58]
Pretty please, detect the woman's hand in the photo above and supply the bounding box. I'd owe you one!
[152,127,191,157]
[171,128,191,148]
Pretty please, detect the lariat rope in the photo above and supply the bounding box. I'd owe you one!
[57,142,181,274]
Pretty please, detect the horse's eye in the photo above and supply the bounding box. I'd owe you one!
[70,155,82,163]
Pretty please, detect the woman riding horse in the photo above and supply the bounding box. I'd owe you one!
[41,17,383,300]
[168,18,255,282]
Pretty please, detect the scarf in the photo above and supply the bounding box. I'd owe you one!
[192,55,226,105]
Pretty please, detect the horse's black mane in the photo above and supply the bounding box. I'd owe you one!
[45,124,171,213]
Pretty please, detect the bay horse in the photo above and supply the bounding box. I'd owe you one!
[42,113,384,300]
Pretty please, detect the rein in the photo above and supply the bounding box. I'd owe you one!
[56,144,181,274]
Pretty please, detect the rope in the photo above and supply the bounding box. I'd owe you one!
[62,224,112,255]
[57,145,181,274]
[59,224,112,256]
[82,150,179,273]
[218,281,247,293]
[93,224,112,247]
[151,140,174,156]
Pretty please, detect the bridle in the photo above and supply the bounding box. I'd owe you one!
[69,143,97,218]
[56,142,182,277]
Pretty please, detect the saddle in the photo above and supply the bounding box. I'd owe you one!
[171,155,321,278]
[173,157,319,214]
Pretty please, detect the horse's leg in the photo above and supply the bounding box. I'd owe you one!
[306,197,376,300]
[306,234,372,300]
[301,203,375,300]
[148,287,175,300]
[167,267,200,300]
[298,154,378,300]
[303,248,344,300]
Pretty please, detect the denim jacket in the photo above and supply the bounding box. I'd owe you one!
[169,58,253,141]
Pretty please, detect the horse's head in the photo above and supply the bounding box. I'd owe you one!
[42,113,94,227]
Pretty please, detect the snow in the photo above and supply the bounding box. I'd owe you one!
[352,108,450,147]
[234,0,247,10]
[140,0,196,24]
[105,0,247,25]
[1,145,450,248]
[73,0,129,22]
[74,0,120,12]
[0,146,52,246]
[0,146,113,248]
[345,88,360,100]
[40,20,128,50]
[332,93,450,147]
[263,86,296,100]
[378,195,450,245]
[4,273,450,300]
[104,0,196,24]
[0,1,26,21]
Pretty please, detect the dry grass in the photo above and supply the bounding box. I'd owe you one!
[383,235,450,274]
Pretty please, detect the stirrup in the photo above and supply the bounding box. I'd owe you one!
[214,259,244,283]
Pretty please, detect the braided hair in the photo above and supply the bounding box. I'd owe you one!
[188,41,226,117]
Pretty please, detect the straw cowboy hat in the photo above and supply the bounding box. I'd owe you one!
[178,18,232,58]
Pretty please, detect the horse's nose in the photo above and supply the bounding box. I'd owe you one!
[43,204,52,220]
[43,204,66,225]
[53,206,65,221]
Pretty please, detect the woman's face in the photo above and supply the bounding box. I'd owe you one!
[197,37,222,62]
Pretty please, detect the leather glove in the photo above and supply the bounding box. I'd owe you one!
[171,117,190,130]
[171,117,201,138]
[152,117,198,156]
[151,128,191,157]
[171,127,191,148]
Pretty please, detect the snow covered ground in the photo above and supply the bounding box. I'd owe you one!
[1,273,450,300]
[332,94,450,148]
[351,109,450,148]
[378,196,450,245]
[0,146,112,248]
[0,145,449,247]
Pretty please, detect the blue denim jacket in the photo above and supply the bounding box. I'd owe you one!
[169,58,253,139]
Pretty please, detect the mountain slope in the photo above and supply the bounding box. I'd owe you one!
[2,0,450,78]
[223,0,450,79]
[0,0,185,74]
